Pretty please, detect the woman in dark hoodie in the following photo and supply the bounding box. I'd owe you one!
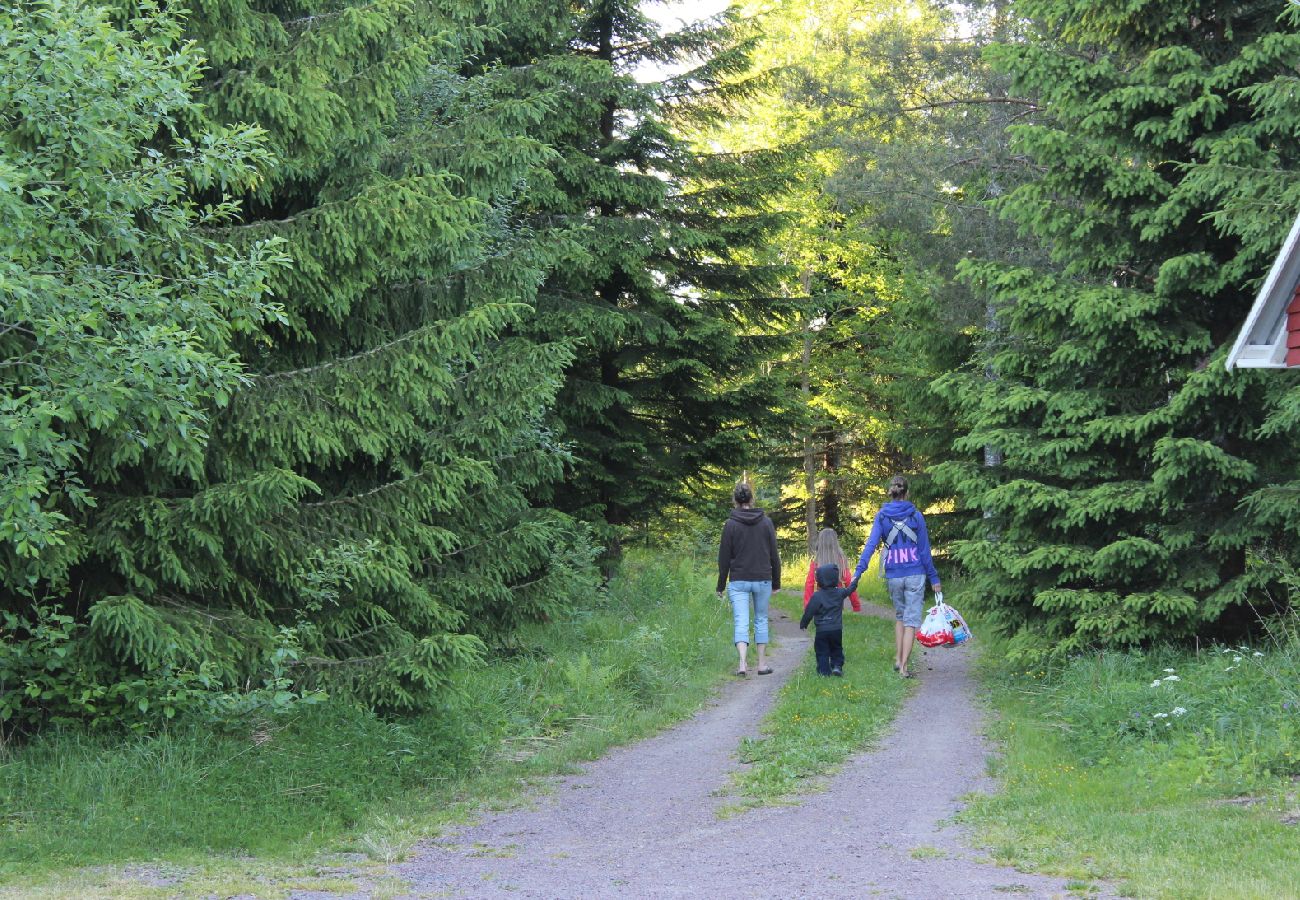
[717,482,781,677]
[850,475,941,678]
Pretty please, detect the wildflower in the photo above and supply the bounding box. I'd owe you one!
[1171,707,1187,716]
[1225,666,1237,671]
[1153,712,1169,718]
[1253,652,1264,658]
[1233,656,1242,663]
[1163,675,1180,682]
[1150,679,1163,688]
[1163,668,1176,673]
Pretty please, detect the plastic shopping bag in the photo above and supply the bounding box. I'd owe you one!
[916,600,954,647]
[945,601,973,645]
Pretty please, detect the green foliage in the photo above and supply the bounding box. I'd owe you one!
[3,0,608,729]
[935,0,1300,658]
[0,554,732,883]
[712,1,1040,538]
[0,0,285,579]
[0,606,323,736]
[963,621,1300,898]
[499,1,793,536]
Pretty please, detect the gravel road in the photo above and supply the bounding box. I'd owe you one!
[341,606,1102,899]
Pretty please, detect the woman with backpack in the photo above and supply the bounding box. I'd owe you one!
[850,475,941,678]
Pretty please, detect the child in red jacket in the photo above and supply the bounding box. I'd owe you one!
[803,527,861,612]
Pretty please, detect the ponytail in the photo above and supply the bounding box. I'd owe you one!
[888,475,908,500]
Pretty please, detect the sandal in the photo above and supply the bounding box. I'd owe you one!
[899,669,913,679]
[756,667,773,675]
[734,669,748,677]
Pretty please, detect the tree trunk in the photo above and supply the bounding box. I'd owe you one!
[821,435,841,532]
[801,271,817,552]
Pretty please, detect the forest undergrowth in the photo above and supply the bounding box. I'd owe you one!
[965,611,1300,899]
[0,554,733,895]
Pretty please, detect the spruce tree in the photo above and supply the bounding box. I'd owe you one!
[1,0,289,728]
[7,0,599,722]
[508,1,791,539]
[935,0,1300,660]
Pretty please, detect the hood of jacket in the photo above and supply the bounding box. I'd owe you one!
[815,562,842,589]
[881,500,918,520]
[729,507,768,526]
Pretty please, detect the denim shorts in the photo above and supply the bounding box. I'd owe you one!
[887,574,926,628]
[727,580,771,645]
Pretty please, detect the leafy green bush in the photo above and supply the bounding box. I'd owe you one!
[0,607,325,739]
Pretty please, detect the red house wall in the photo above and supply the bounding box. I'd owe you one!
[1289,289,1300,367]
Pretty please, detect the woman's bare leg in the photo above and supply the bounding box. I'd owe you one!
[899,626,917,675]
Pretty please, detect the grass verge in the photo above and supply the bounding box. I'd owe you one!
[719,568,908,813]
[0,552,734,896]
[962,625,1300,899]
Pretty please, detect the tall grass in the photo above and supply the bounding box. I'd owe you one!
[0,553,734,886]
[963,615,1300,899]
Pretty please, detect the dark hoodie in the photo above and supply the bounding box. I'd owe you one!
[850,500,940,585]
[717,507,781,592]
[799,564,854,632]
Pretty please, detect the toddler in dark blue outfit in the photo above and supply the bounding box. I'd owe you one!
[799,563,859,676]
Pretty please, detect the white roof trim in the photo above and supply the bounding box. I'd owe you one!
[1226,209,1300,370]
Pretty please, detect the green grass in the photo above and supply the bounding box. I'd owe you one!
[720,570,908,811]
[962,624,1300,899]
[0,553,735,894]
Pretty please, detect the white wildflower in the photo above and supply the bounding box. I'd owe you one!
[1253,652,1264,658]
[1153,712,1169,718]
[1163,668,1176,673]
[1225,665,1237,671]
[1151,679,1163,688]
[1171,707,1187,716]
[1234,657,1243,663]
[1163,675,1180,682]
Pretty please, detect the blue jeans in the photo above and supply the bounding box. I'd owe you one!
[728,580,771,645]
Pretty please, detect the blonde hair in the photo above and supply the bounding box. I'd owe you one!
[813,528,848,581]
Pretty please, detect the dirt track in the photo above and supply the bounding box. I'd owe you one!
[319,607,1102,899]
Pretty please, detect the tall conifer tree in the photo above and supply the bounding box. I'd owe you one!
[2,0,286,729]
[34,0,599,713]
[508,1,790,538]
[936,0,1300,659]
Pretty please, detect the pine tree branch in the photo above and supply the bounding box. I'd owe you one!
[897,96,1039,113]
[255,326,435,382]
